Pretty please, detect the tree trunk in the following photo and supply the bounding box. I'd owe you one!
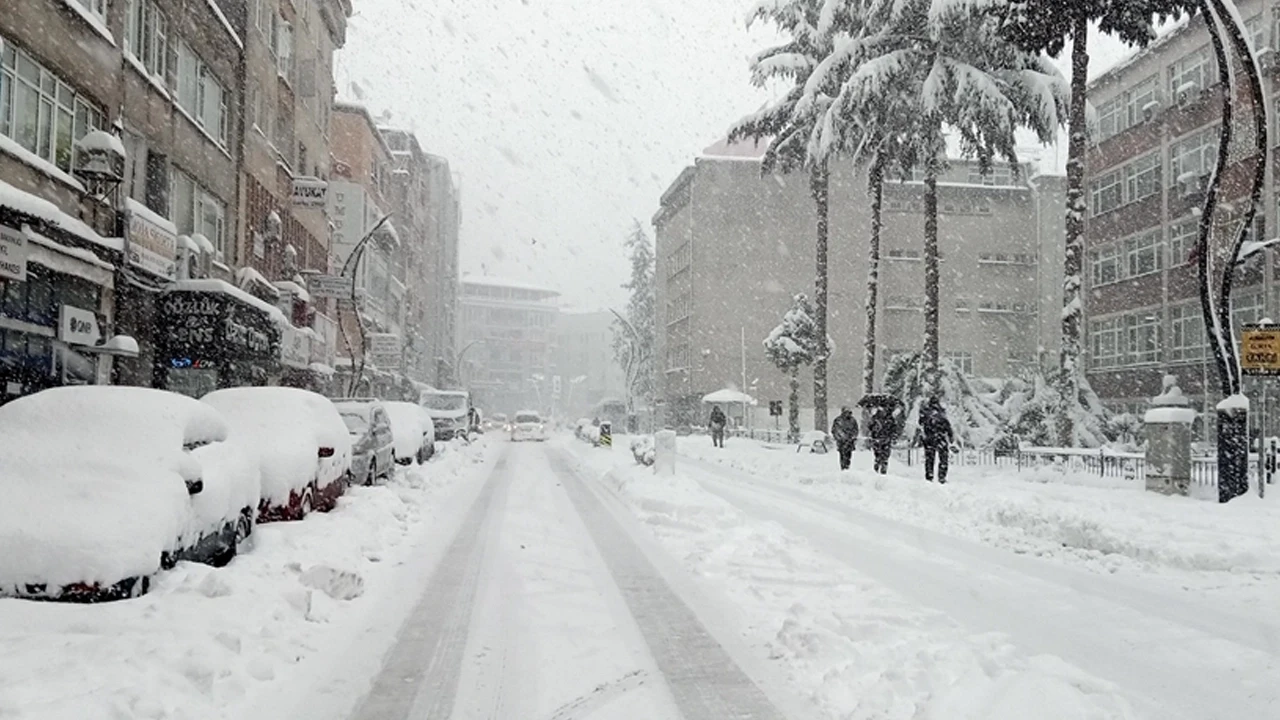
[923,168,940,392]
[862,156,884,397]
[1058,14,1089,447]
[812,164,830,434]
[788,368,800,443]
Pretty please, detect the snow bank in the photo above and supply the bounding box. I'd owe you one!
[0,387,228,588]
[0,438,500,720]
[202,388,351,505]
[676,437,1280,578]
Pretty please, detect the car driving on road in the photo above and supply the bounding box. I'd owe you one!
[510,410,548,442]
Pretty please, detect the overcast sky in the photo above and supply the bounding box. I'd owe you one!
[336,0,1144,311]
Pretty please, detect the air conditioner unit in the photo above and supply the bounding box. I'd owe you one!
[1142,100,1161,122]
[1176,81,1200,108]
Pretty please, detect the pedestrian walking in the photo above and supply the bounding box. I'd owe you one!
[916,396,954,483]
[868,406,897,474]
[709,404,727,448]
[830,406,859,470]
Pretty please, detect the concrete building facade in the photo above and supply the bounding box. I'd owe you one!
[653,139,1065,429]
[554,310,626,419]
[457,276,559,414]
[1081,2,1273,433]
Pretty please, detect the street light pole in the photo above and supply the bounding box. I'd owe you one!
[339,214,391,396]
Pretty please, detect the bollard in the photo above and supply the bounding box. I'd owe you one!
[654,430,676,476]
[598,421,613,448]
[1143,375,1195,496]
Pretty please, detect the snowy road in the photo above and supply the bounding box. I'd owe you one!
[350,443,791,719]
[680,453,1280,720]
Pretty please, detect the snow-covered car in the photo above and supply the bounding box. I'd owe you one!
[511,410,548,442]
[485,412,508,432]
[0,386,259,602]
[203,387,351,522]
[333,399,396,484]
[420,388,470,440]
[382,400,436,465]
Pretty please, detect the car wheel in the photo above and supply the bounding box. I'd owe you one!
[129,575,150,599]
[235,512,253,544]
[365,461,376,487]
[301,488,314,517]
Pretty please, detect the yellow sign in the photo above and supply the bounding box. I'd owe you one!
[1241,325,1280,375]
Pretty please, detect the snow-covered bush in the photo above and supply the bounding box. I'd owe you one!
[630,436,656,466]
[764,293,820,442]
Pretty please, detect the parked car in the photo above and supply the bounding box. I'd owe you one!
[203,387,351,522]
[420,388,470,440]
[333,398,396,484]
[0,386,260,602]
[511,410,548,442]
[382,400,436,465]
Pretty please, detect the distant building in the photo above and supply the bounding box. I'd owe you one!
[1082,2,1272,436]
[554,311,627,419]
[457,276,559,414]
[653,139,1065,429]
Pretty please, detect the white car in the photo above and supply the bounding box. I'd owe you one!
[203,387,351,522]
[0,387,260,602]
[382,401,437,465]
[511,410,548,442]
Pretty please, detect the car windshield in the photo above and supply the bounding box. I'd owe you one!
[340,413,367,433]
[515,413,540,424]
[421,394,467,412]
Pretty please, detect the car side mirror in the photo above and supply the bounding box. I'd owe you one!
[186,478,204,495]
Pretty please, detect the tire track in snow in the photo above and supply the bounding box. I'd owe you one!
[350,452,513,720]
[547,450,789,720]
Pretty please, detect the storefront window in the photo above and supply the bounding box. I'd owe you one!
[166,366,218,398]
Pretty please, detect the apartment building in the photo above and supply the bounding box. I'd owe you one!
[1082,3,1274,427]
[457,276,559,414]
[381,127,461,386]
[653,138,1065,428]
[328,102,404,392]
[554,310,627,419]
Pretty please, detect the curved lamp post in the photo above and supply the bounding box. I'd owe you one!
[339,214,391,396]
[1196,0,1267,502]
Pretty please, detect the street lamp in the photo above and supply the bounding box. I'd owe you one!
[1194,0,1268,502]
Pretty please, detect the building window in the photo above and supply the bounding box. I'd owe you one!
[885,248,922,261]
[1124,228,1164,278]
[124,0,167,81]
[1096,95,1123,141]
[1090,169,1122,215]
[1090,243,1122,287]
[1168,217,1199,266]
[1125,311,1161,365]
[1231,290,1265,332]
[1125,75,1159,127]
[884,295,922,311]
[1124,152,1161,204]
[943,351,973,375]
[966,164,1013,186]
[173,41,228,146]
[72,0,108,18]
[1170,126,1218,181]
[0,39,104,173]
[1169,46,1213,97]
[1169,303,1205,363]
[978,252,1034,265]
[254,0,272,33]
[170,167,226,256]
[274,19,294,81]
[1090,317,1123,369]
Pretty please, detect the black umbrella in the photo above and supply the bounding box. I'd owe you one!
[857,393,902,411]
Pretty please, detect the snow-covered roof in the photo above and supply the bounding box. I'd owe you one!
[460,274,560,296]
[167,278,288,326]
[76,130,126,157]
[275,279,311,304]
[700,136,769,160]
[0,177,123,253]
[703,388,758,405]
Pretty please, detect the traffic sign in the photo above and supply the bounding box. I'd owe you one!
[1241,323,1280,375]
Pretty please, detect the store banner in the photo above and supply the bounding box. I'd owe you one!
[0,224,28,281]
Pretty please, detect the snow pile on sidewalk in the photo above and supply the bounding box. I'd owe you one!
[0,439,497,720]
[562,441,1140,720]
[679,438,1280,577]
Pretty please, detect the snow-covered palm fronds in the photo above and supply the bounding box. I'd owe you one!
[764,294,821,371]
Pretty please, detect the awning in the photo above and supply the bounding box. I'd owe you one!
[25,231,114,288]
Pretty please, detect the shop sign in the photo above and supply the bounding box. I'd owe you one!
[280,325,312,369]
[1241,323,1280,376]
[327,181,365,266]
[292,177,328,207]
[126,206,177,279]
[0,224,28,281]
[368,332,401,370]
[58,305,102,346]
[307,274,353,299]
[161,291,279,363]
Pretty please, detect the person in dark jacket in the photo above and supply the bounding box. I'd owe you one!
[709,404,727,448]
[916,396,954,483]
[867,406,897,474]
[830,406,859,470]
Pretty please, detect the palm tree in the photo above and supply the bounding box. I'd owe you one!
[764,293,820,442]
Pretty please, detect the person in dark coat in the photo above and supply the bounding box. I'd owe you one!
[916,396,954,483]
[830,406,859,470]
[709,404,727,448]
[867,406,897,474]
